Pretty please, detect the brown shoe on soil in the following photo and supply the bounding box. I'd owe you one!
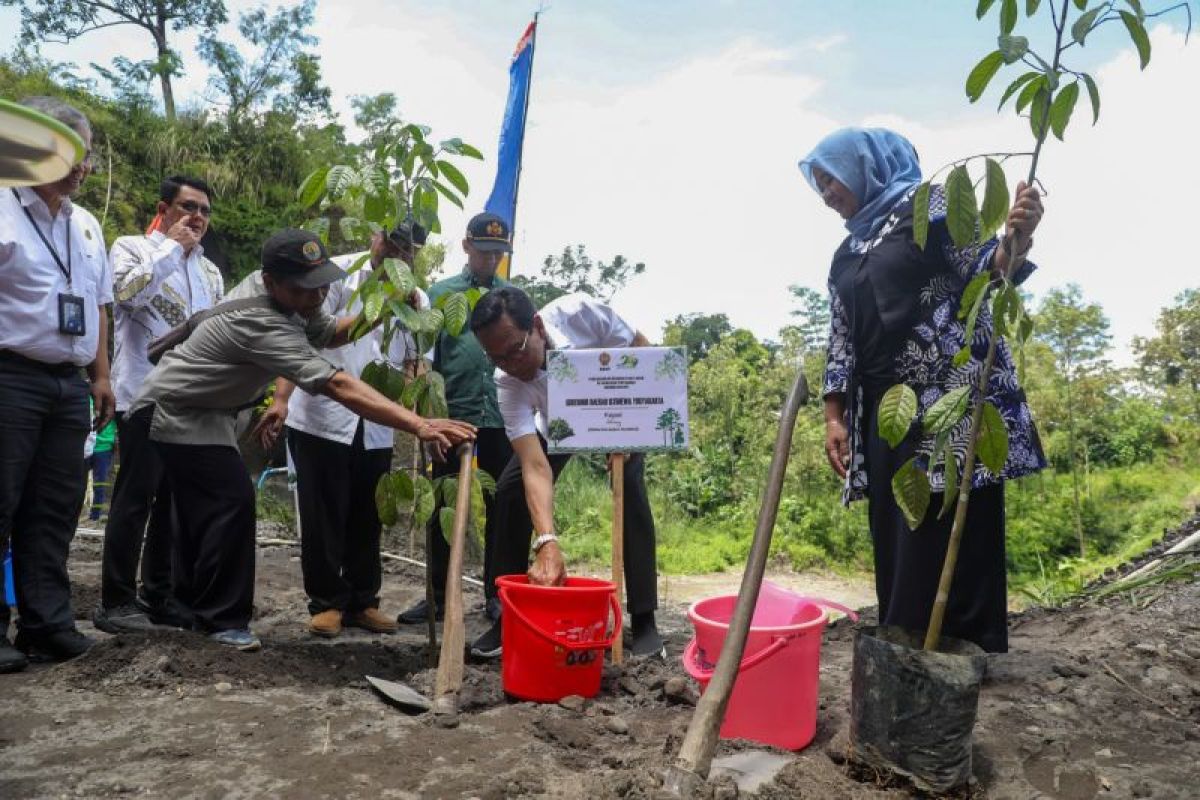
[345,607,398,634]
[308,609,343,638]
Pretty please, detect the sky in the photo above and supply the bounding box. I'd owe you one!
[4,0,1198,362]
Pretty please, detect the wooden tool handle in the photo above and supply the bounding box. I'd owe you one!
[610,453,625,665]
[433,443,474,710]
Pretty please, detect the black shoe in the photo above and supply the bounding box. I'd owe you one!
[469,620,502,660]
[629,613,666,659]
[136,596,194,630]
[15,628,94,663]
[0,638,28,673]
[396,599,444,625]
[92,603,155,635]
[485,596,502,622]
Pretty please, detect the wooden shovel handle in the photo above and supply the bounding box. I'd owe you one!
[433,443,474,707]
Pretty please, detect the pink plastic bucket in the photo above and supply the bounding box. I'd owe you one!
[683,584,858,751]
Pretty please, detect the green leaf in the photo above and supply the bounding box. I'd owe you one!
[964,277,990,346]
[326,164,357,196]
[978,402,1010,474]
[945,165,980,248]
[297,166,329,208]
[997,71,1040,111]
[953,345,972,368]
[474,467,497,497]
[997,34,1029,63]
[1126,0,1145,20]
[436,160,469,195]
[1071,6,1105,44]
[939,438,959,520]
[1049,81,1080,140]
[458,142,484,159]
[440,477,459,507]
[1081,72,1101,124]
[966,51,1005,102]
[439,507,458,543]
[426,371,449,418]
[1073,0,1086,9]
[1015,74,1044,113]
[923,386,972,436]
[1029,86,1051,139]
[413,475,436,527]
[877,384,918,449]
[362,284,385,325]
[363,191,391,224]
[384,365,407,402]
[361,164,389,197]
[416,307,445,334]
[375,474,398,526]
[1026,0,1042,15]
[383,258,415,297]
[441,292,470,336]
[958,272,992,321]
[892,458,931,531]
[912,182,932,250]
[301,216,330,245]
[1017,313,1035,345]
[469,476,486,541]
[991,283,1018,337]
[360,361,384,393]
[980,158,1010,238]
[402,373,426,409]
[977,0,999,18]
[339,215,364,243]
[465,286,486,310]
[1000,0,1018,34]
[431,179,465,209]
[1119,11,1151,69]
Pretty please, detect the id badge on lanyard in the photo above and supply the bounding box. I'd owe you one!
[14,189,86,336]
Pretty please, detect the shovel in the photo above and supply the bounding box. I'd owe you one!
[664,370,809,795]
[431,442,475,722]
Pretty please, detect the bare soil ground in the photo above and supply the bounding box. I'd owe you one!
[2,520,1198,799]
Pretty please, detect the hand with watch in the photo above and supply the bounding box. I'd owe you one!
[528,531,567,587]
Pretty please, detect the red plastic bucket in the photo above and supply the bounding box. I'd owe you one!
[683,590,858,750]
[497,574,621,703]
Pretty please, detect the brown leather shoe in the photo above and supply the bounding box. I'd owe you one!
[308,609,343,638]
[346,607,398,634]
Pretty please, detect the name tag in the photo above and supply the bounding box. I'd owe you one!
[58,293,86,336]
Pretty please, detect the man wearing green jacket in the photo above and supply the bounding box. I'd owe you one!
[397,212,514,634]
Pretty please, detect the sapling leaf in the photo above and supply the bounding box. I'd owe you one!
[953,345,972,367]
[363,285,385,326]
[436,160,469,195]
[1029,86,1051,138]
[326,164,357,196]
[997,71,1040,111]
[297,166,329,208]
[967,51,1005,101]
[998,34,1029,63]
[441,477,459,507]
[1000,0,1018,34]
[980,158,1011,237]
[413,475,436,527]
[375,473,397,526]
[878,384,919,448]
[979,402,1010,474]
[892,458,931,531]
[1120,11,1151,69]
[393,470,415,505]
[912,182,932,249]
[959,272,992,321]
[474,467,497,497]
[1082,72,1101,124]
[402,373,426,409]
[1026,0,1042,15]
[384,365,407,403]
[383,259,415,297]
[977,0,999,18]
[1072,6,1105,44]
[441,292,470,336]
[964,277,989,347]
[1015,74,1044,113]
[939,438,960,520]
[465,287,486,310]
[946,165,980,248]
[1126,0,1145,20]
[1049,82,1080,140]
[469,477,486,541]
[439,508,457,543]
[924,386,972,436]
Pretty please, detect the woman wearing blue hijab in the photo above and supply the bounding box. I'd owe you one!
[800,127,1046,653]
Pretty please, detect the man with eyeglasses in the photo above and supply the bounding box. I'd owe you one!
[467,286,666,660]
[0,97,113,669]
[93,176,224,634]
[396,212,514,629]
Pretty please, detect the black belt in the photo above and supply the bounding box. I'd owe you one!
[0,349,83,377]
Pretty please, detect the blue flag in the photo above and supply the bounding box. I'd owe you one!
[485,20,537,279]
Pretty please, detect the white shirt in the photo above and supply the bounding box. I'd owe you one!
[0,186,112,365]
[285,253,428,449]
[496,293,637,442]
[110,231,225,410]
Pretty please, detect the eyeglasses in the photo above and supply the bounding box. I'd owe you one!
[175,200,212,218]
[488,331,530,368]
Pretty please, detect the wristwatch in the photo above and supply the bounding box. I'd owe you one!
[532,532,559,554]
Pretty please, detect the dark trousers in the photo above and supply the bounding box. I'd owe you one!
[0,357,89,635]
[100,407,175,608]
[865,391,1009,653]
[288,423,391,615]
[493,444,658,615]
[89,449,114,520]
[154,427,256,632]
[427,427,513,604]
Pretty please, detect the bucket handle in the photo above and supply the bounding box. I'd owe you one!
[499,586,624,652]
[683,635,789,681]
[805,596,860,623]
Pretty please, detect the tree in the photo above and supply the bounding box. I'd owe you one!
[198,0,331,129]
[662,313,732,364]
[655,408,683,447]
[547,418,576,447]
[1,0,227,121]
[511,244,646,308]
[1134,289,1200,424]
[1036,284,1111,555]
[787,285,831,354]
[351,92,403,152]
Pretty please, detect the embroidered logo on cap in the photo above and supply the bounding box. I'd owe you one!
[302,241,322,262]
[486,221,504,238]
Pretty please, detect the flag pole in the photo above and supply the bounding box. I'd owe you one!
[506,11,539,279]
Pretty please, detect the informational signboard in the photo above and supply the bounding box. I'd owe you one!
[546,346,689,454]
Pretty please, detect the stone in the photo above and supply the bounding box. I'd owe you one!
[1043,677,1068,695]
[154,655,171,672]
[557,694,586,713]
[663,677,698,706]
[214,682,232,693]
[1095,748,1113,758]
[604,716,629,735]
[1144,666,1172,684]
[1133,643,1159,655]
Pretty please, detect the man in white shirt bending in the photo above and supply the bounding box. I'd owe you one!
[467,286,664,660]
[94,176,224,634]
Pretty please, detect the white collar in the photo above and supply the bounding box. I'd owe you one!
[13,186,73,219]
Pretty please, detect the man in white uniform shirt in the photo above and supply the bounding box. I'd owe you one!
[467,286,664,660]
[255,221,427,638]
[0,97,114,670]
[94,175,224,634]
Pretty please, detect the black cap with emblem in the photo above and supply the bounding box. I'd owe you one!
[465,212,512,253]
[261,228,348,289]
[387,216,428,253]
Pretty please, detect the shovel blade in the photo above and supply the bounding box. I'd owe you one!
[366,675,432,714]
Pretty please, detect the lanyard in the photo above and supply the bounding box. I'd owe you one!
[12,188,72,288]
